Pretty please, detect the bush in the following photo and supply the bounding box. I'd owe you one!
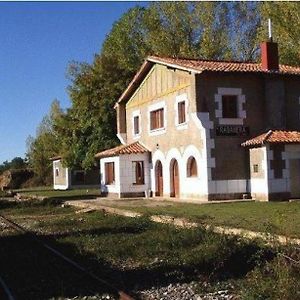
[241,250,300,299]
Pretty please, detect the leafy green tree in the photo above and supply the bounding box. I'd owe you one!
[229,2,262,61]
[26,100,63,185]
[259,2,300,65]
[0,157,27,174]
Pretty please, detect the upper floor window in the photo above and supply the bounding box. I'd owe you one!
[133,115,140,135]
[215,88,246,125]
[105,162,115,185]
[177,101,186,124]
[187,156,197,177]
[222,95,238,118]
[150,108,164,130]
[133,161,144,185]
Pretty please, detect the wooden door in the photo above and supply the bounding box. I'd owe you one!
[155,161,163,196]
[170,160,180,198]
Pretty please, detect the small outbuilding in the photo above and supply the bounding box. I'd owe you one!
[51,156,100,190]
[242,130,300,201]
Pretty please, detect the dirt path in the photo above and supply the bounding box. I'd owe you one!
[66,199,300,246]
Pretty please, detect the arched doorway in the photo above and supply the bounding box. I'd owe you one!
[155,160,163,196]
[170,159,180,198]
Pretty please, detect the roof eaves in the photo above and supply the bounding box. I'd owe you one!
[147,57,203,75]
[114,59,154,108]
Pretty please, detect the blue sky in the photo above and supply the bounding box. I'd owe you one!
[0,1,143,163]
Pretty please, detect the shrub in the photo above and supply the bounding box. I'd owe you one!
[241,251,300,299]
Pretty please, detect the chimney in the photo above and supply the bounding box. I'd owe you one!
[260,19,279,71]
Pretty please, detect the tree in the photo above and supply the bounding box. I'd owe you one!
[0,157,27,174]
[26,100,63,185]
[259,2,300,65]
[229,2,262,61]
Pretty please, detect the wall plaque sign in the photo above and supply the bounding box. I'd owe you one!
[216,125,249,137]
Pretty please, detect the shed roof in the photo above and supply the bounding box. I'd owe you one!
[241,130,300,147]
[95,141,150,159]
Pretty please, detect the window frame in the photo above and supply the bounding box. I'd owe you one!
[187,156,198,178]
[150,108,164,130]
[177,101,186,124]
[215,88,246,125]
[222,95,238,119]
[148,101,166,136]
[105,162,115,185]
[132,110,141,138]
[132,161,145,185]
[175,94,188,129]
[253,164,259,173]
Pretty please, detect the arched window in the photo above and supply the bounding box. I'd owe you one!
[187,156,197,177]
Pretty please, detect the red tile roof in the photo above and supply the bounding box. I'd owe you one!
[95,142,150,158]
[148,56,300,75]
[116,56,300,106]
[241,130,300,147]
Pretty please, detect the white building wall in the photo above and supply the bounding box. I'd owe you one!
[249,146,269,199]
[119,153,151,196]
[53,159,70,190]
[151,144,207,200]
[100,156,120,195]
[266,145,289,194]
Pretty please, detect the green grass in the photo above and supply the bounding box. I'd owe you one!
[112,201,300,238]
[1,200,299,299]
[14,187,101,200]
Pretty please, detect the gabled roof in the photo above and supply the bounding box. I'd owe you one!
[50,155,62,161]
[148,56,300,75]
[241,130,300,147]
[116,55,300,107]
[95,141,150,159]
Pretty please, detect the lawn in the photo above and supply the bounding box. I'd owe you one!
[100,200,300,238]
[0,199,299,299]
[14,187,101,200]
[10,185,300,238]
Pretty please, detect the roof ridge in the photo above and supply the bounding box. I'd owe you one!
[148,55,259,65]
[263,130,273,143]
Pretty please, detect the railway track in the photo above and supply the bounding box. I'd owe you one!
[0,214,134,300]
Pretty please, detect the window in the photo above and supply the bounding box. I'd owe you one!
[105,162,115,185]
[187,157,197,177]
[177,101,186,124]
[222,95,238,118]
[55,168,59,177]
[133,161,144,184]
[253,164,259,173]
[133,115,140,135]
[150,108,164,130]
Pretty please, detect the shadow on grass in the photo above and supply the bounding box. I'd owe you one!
[0,222,275,300]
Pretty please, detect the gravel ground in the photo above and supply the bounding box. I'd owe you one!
[138,282,238,300]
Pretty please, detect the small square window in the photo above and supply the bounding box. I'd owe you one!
[222,95,238,118]
[253,164,259,173]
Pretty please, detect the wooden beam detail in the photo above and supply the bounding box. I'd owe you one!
[126,83,191,109]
